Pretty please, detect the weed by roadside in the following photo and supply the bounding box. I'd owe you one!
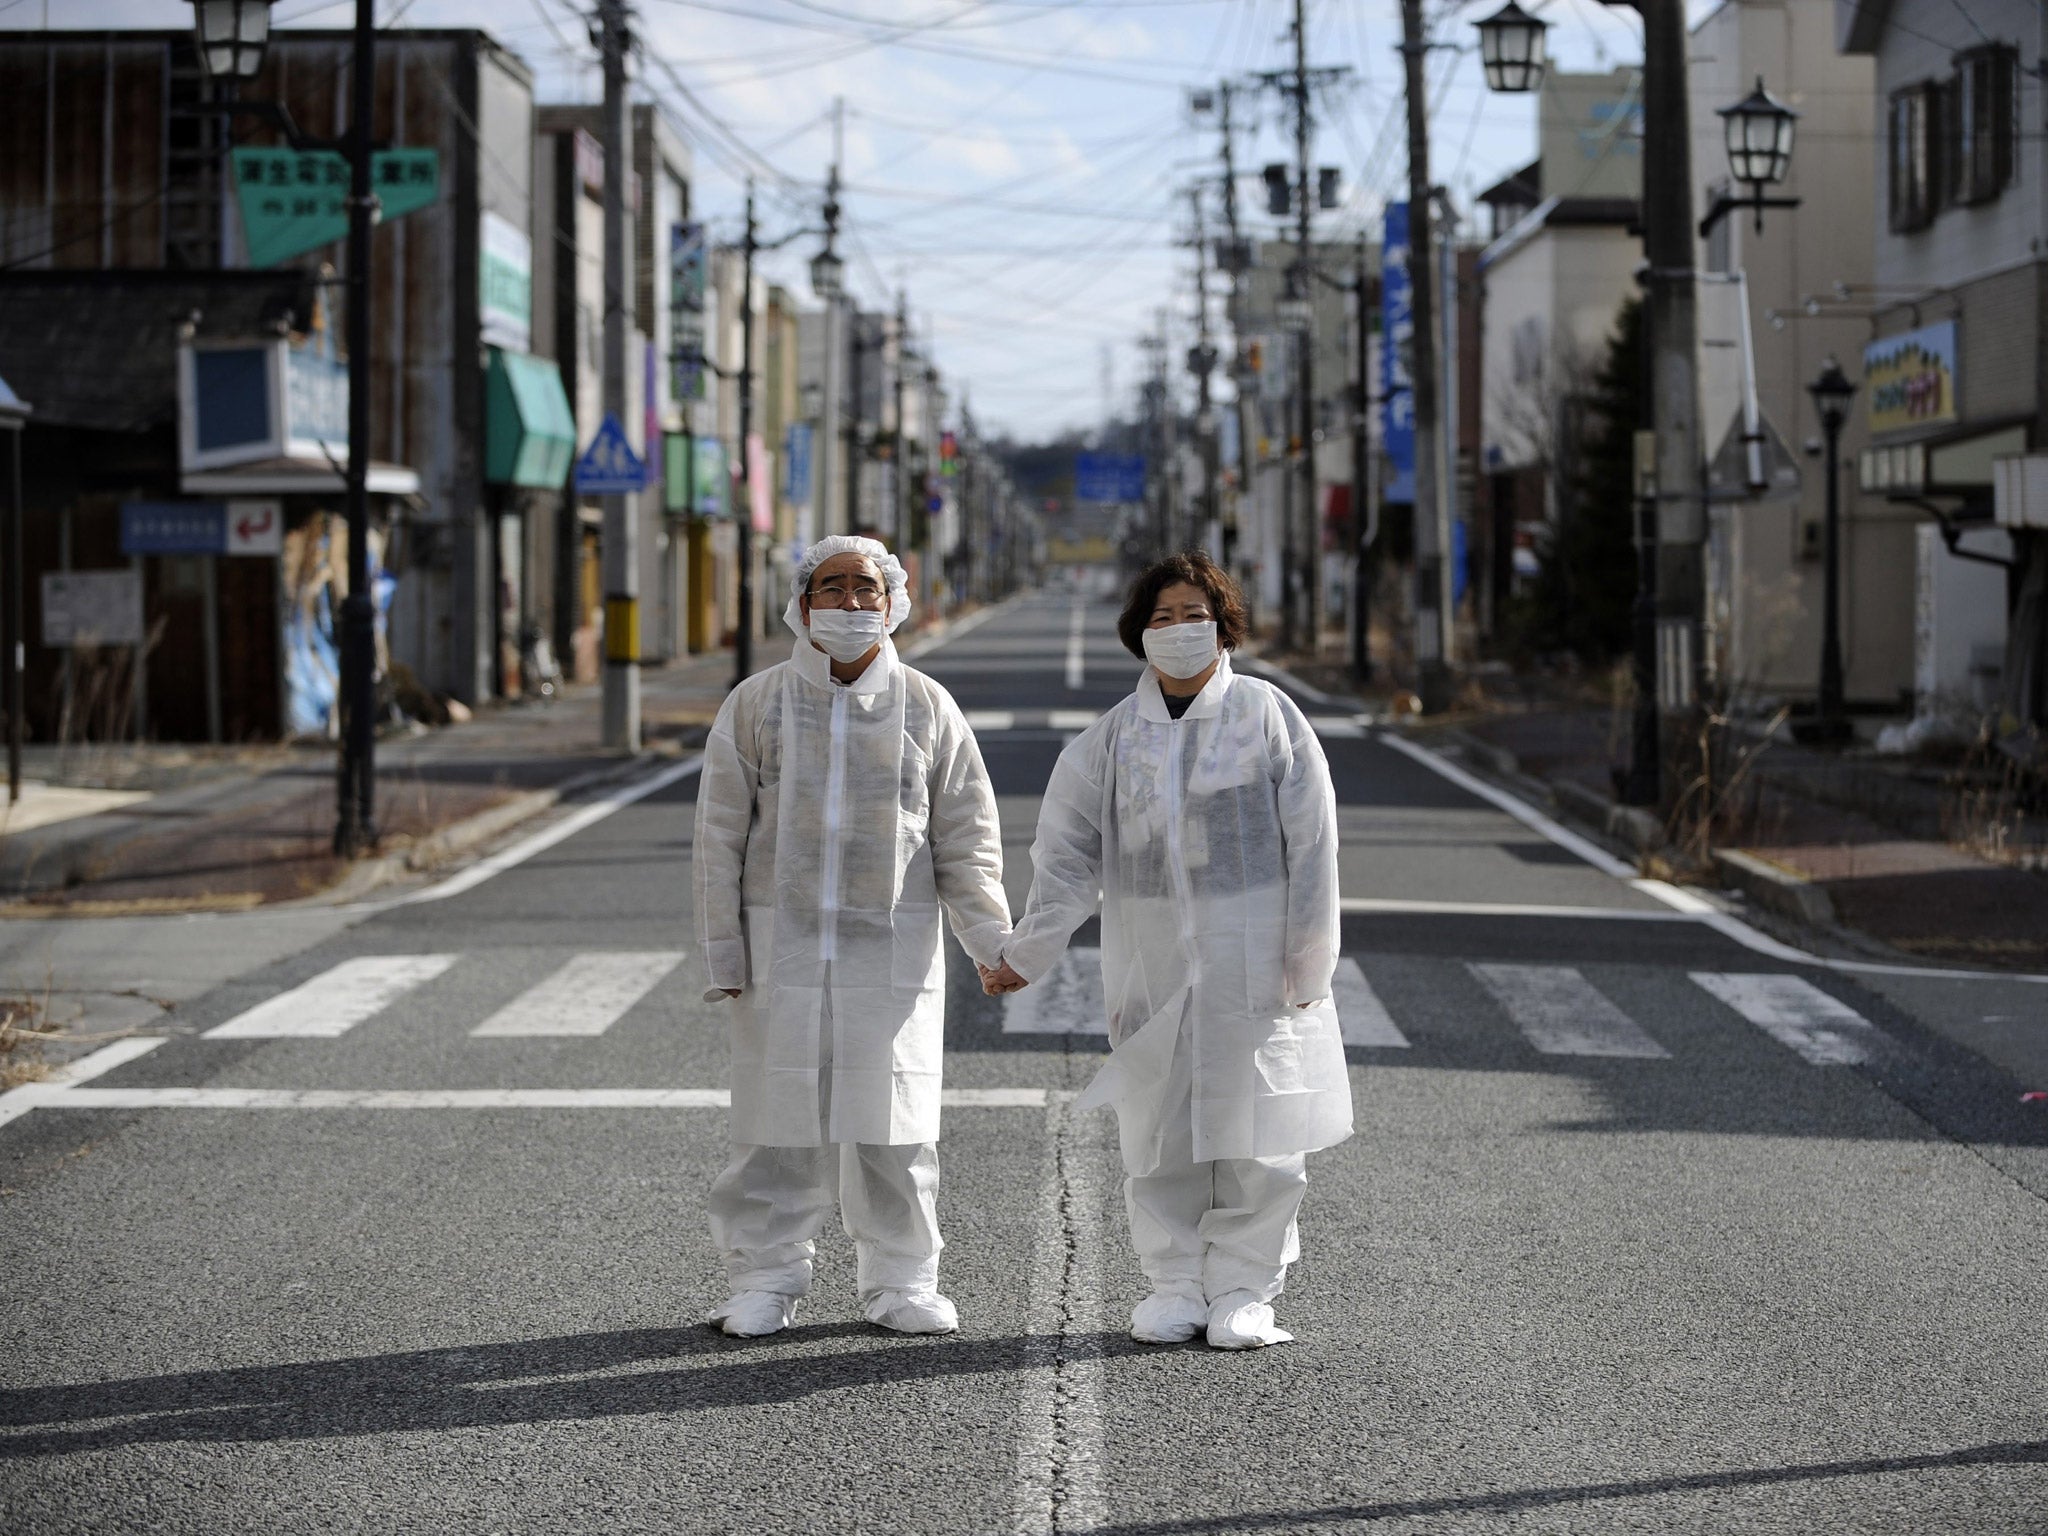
[0,989,55,1089]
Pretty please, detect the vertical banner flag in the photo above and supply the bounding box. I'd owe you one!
[670,222,708,401]
[1381,202,1416,505]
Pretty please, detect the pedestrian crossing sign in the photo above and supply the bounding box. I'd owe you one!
[574,413,648,494]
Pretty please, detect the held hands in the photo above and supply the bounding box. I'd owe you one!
[720,988,742,998]
[978,960,1028,996]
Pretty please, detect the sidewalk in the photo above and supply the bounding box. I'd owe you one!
[0,645,748,915]
[1256,633,2048,975]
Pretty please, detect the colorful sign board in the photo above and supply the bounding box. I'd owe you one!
[574,413,648,495]
[669,222,708,402]
[480,211,533,352]
[1864,320,1957,436]
[119,500,284,557]
[232,147,440,268]
[784,422,813,505]
[1381,202,1416,504]
[1075,452,1145,503]
[663,434,727,517]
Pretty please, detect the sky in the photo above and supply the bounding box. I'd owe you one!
[17,0,1672,441]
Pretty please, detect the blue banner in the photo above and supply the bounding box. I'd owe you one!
[122,501,225,555]
[784,422,813,505]
[1381,203,1416,505]
[1075,452,1146,503]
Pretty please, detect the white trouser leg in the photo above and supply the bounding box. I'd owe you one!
[1201,1153,1306,1303]
[707,1142,834,1296]
[840,1140,944,1298]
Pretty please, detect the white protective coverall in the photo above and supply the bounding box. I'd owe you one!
[692,550,1010,1305]
[1002,649,1351,1303]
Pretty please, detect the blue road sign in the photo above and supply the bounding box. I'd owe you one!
[1381,203,1416,506]
[1075,452,1146,503]
[574,412,648,495]
[784,422,813,505]
[121,502,225,555]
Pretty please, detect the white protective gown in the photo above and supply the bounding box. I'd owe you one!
[693,633,1010,1147]
[1004,650,1352,1174]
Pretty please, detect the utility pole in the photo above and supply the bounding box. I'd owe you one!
[334,0,379,854]
[1216,80,1248,583]
[735,185,758,686]
[1400,0,1450,712]
[892,289,909,548]
[846,309,865,534]
[1290,0,1320,654]
[598,0,639,748]
[1188,184,1220,553]
[1351,232,1375,683]
[817,97,843,537]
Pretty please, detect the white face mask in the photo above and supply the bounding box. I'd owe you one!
[807,606,889,664]
[1142,620,1219,680]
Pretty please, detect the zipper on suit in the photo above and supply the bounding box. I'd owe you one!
[818,687,850,962]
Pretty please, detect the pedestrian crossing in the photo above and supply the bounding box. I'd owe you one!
[998,947,1894,1065]
[194,949,1897,1069]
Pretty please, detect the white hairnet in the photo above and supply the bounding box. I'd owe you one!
[781,535,912,636]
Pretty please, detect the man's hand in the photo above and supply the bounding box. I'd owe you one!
[978,961,1028,996]
[720,988,742,999]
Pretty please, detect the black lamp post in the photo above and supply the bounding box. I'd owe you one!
[1797,357,1857,745]
[1701,78,1802,236]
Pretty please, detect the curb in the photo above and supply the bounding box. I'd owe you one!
[1438,728,1668,858]
[1711,847,1838,928]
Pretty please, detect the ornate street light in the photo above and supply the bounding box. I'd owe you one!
[1795,357,1857,746]
[809,243,844,301]
[1475,2,1547,95]
[1701,78,1802,235]
[1720,77,1798,189]
[188,0,274,82]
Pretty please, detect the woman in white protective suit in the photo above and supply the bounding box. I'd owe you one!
[692,536,1012,1339]
[980,550,1351,1350]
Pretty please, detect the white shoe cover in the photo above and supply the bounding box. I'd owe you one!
[709,1289,799,1337]
[1205,1289,1293,1350]
[864,1289,959,1334]
[1130,1289,1209,1344]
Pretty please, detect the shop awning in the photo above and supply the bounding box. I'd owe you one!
[181,454,420,496]
[486,348,576,489]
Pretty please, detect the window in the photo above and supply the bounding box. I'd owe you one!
[1704,180,1732,274]
[1888,84,1939,232]
[1953,46,2017,205]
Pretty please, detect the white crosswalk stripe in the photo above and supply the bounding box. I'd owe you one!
[1468,963,1672,1059]
[471,952,685,1037]
[204,955,459,1039]
[1689,972,1890,1064]
[1333,960,1409,1048]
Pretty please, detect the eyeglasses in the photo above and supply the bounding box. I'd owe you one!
[808,580,888,609]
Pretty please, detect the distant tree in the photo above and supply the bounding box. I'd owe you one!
[1505,295,1642,663]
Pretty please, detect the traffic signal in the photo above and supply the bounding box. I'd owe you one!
[1262,164,1291,216]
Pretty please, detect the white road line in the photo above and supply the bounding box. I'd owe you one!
[470,952,684,1037]
[1338,897,1690,921]
[964,710,1017,733]
[1334,959,1409,1048]
[12,1086,1056,1112]
[1309,717,1366,739]
[1240,654,1347,708]
[1379,732,1639,879]
[1013,1095,1108,1534]
[898,593,1023,661]
[1003,948,1107,1035]
[1048,709,1102,731]
[1383,732,2048,987]
[203,954,458,1039]
[1470,963,1671,1059]
[1065,601,1087,689]
[0,1036,166,1128]
[396,756,703,907]
[1690,973,1891,1065]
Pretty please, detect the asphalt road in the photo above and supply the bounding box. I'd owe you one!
[3,585,2046,1534]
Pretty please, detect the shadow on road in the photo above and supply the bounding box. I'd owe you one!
[0,1325,1137,1456]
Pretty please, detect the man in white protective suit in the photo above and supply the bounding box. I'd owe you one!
[980,551,1351,1350]
[692,535,1011,1338]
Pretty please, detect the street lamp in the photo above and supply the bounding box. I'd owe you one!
[1474,1,1547,94]
[1795,357,1856,745]
[809,245,844,302]
[1701,78,1802,235]
[188,0,273,81]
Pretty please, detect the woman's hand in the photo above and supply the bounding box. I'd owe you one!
[979,961,1028,996]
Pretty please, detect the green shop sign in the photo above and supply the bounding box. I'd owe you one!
[232,147,441,268]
